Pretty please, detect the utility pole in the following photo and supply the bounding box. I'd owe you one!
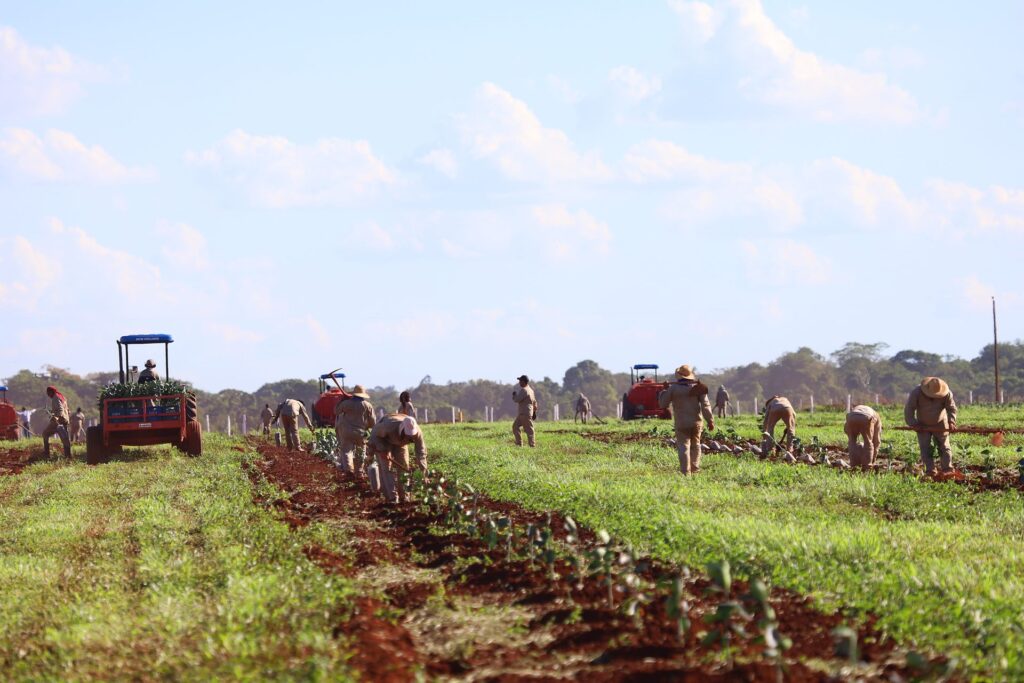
[993,297,1001,403]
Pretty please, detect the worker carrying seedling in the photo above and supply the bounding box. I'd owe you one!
[42,386,72,459]
[398,390,416,418]
[904,377,957,476]
[138,359,160,384]
[366,414,427,504]
[70,407,86,443]
[575,393,592,424]
[260,404,273,435]
[714,385,730,418]
[845,404,882,471]
[658,365,715,475]
[272,399,315,451]
[334,385,376,477]
[761,395,796,457]
[512,375,538,447]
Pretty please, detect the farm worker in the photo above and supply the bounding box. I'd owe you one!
[138,359,160,384]
[399,391,416,418]
[335,385,376,476]
[70,407,86,443]
[272,399,315,451]
[714,386,730,418]
[366,414,427,504]
[575,393,592,423]
[42,386,72,458]
[512,375,538,447]
[904,377,958,476]
[259,404,273,435]
[845,405,882,470]
[19,407,34,437]
[657,365,715,475]
[761,395,796,457]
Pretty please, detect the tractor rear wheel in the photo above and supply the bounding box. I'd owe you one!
[182,419,202,456]
[85,426,108,465]
[185,392,198,420]
[622,395,637,421]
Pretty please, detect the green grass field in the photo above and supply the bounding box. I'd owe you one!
[0,435,357,681]
[425,407,1024,680]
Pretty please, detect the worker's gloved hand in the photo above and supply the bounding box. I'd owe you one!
[708,421,716,432]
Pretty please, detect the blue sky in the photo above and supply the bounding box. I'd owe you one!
[1,1,1022,392]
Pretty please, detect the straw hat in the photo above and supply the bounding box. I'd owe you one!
[920,377,949,399]
[144,359,156,368]
[351,384,370,399]
[675,364,696,380]
[400,416,420,437]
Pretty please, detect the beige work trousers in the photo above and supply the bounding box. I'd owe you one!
[917,430,952,475]
[42,418,71,458]
[845,413,881,470]
[761,405,795,456]
[675,424,703,474]
[376,446,411,504]
[513,415,535,447]
[261,420,272,436]
[281,415,302,451]
[335,426,367,476]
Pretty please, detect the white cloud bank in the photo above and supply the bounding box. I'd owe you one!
[0,128,153,183]
[186,129,398,208]
[0,25,103,116]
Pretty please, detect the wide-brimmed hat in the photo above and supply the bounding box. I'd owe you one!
[675,365,696,380]
[400,416,420,437]
[920,377,949,399]
[144,359,156,368]
[351,384,370,398]
[517,375,529,383]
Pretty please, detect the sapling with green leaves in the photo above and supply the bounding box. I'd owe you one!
[701,559,752,669]
[587,530,617,608]
[663,572,692,643]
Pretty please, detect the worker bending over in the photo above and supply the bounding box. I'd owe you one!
[761,395,796,457]
[272,399,314,451]
[845,404,882,470]
[366,415,427,504]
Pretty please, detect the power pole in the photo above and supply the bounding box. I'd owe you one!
[993,297,1001,403]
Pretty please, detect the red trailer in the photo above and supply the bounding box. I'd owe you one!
[85,334,202,464]
[0,386,19,440]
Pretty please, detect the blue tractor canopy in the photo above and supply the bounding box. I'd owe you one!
[631,364,660,383]
[117,334,174,383]
[318,370,346,393]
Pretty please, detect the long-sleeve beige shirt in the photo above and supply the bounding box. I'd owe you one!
[904,387,957,428]
[273,399,313,428]
[50,394,69,424]
[335,396,376,434]
[367,414,427,469]
[513,385,537,417]
[658,380,713,430]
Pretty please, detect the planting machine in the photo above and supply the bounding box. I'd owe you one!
[311,369,351,428]
[85,334,202,464]
[621,364,670,420]
[0,385,20,440]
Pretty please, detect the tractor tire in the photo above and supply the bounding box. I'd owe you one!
[86,426,108,465]
[182,419,203,456]
[622,396,637,421]
[185,392,198,420]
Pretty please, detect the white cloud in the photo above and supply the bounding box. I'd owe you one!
[0,235,58,310]
[186,129,398,208]
[926,180,1024,235]
[739,238,830,285]
[352,221,397,250]
[457,82,612,182]
[531,204,612,260]
[302,314,330,348]
[546,74,582,104]
[608,66,662,102]
[207,323,265,345]
[669,0,922,124]
[809,157,923,227]
[0,128,153,183]
[0,25,103,116]
[417,148,458,178]
[158,223,209,270]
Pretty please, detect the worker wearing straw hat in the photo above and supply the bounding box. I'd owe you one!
[845,404,882,471]
[366,414,428,504]
[904,377,958,476]
[658,365,715,475]
[138,359,160,384]
[512,375,538,447]
[334,385,376,476]
[761,395,796,457]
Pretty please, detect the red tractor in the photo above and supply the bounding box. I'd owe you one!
[0,385,20,440]
[621,364,670,420]
[311,369,351,428]
[85,334,202,464]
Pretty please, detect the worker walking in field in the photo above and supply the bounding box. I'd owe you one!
[138,359,160,384]
[714,385,730,418]
[366,414,427,503]
[512,375,538,447]
[398,391,416,418]
[658,365,715,475]
[905,377,957,476]
[272,399,315,451]
[575,393,591,424]
[761,395,796,457]
[845,404,882,470]
[42,386,72,459]
[70,407,86,443]
[260,404,274,435]
[335,385,376,476]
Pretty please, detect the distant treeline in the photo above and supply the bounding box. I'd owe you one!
[2,341,1019,428]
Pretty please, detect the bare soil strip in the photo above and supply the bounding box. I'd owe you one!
[0,447,34,476]
[248,441,948,682]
